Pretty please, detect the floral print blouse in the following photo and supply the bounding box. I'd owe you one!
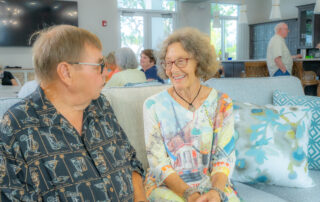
[143,88,236,190]
[0,87,143,201]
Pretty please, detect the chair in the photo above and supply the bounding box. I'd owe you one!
[301,71,319,96]
[244,61,270,77]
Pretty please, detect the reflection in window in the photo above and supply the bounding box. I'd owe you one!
[118,0,176,59]
[211,3,238,60]
[120,15,144,55]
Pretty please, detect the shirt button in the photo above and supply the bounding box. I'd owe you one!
[107,175,111,179]
[110,187,114,192]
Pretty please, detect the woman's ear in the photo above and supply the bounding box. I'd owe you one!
[56,62,73,85]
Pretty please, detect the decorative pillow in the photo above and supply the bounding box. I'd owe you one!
[232,101,314,188]
[273,90,320,170]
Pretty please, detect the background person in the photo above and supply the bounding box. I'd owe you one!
[105,47,146,87]
[0,25,147,201]
[140,49,164,83]
[267,22,302,76]
[105,51,120,82]
[0,66,18,86]
[143,27,240,202]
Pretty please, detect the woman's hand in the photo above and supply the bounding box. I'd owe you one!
[195,190,221,202]
[187,192,201,202]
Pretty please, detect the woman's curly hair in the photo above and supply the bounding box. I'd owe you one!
[157,27,220,81]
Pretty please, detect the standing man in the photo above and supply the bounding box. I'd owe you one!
[267,22,302,76]
[140,49,164,83]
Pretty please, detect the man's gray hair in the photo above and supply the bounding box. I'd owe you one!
[115,47,138,70]
[274,22,287,33]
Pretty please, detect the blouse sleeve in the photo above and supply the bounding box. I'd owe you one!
[143,98,175,186]
[210,93,236,179]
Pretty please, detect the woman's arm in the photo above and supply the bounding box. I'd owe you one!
[164,173,201,201]
[11,78,18,86]
[132,171,148,202]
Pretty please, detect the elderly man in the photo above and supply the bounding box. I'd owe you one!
[267,22,302,76]
[0,25,147,201]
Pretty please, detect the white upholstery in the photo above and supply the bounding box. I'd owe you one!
[0,77,317,202]
[102,76,318,202]
[18,80,38,98]
[205,76,304,105]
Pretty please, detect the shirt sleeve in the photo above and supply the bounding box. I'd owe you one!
[6,71,14,80]
[143,98,175,186]
[210,93,236,179]
[271,36,283,59]
[0,113,38,201]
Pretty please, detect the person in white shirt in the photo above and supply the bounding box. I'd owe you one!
[267,23,302,76]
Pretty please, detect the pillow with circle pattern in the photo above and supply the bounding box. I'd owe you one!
[273,90,320,170]
[231,101,314,188]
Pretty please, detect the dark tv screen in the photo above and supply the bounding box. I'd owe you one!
[0,0,78,46]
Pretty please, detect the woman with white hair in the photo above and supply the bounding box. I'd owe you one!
[105,47,146,87]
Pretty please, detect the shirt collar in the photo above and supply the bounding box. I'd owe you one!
[29,86,105,127]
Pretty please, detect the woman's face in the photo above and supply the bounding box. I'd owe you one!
[140,53,153,69]
[165,42,198,90]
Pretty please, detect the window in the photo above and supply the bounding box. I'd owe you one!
[210,3,238,60]
[118,0,176,56]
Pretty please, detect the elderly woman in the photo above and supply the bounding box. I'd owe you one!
[0,66,18,86]
[143,27,240,202]
[105,47,146,87]
[140,49,164,83]
[0,25,147,201]
[105,51,120,82]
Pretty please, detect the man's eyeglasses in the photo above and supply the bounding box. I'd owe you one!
[68,60,106,74]
[161,58,191,70]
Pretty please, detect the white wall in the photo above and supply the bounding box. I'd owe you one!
[247,0,316,24]
[0,0,119,68]
[177,1,211,35]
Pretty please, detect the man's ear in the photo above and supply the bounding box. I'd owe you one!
[56,62,73,85]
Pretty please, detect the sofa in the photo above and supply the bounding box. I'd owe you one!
[101,76,319,202]
[0,76,319,202]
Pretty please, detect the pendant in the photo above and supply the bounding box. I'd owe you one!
[188,104,196,112]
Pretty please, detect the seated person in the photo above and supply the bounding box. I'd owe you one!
[17,79,39,98]
[0,66,18,86]
[105,51,120,82]
[0,25,147,201]
[143,27,240,202]
[140,49,164,83]
[105,47,146,87]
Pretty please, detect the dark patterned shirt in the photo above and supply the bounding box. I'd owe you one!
[0,87,144,201]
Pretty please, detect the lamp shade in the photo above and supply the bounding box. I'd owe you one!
[239,5,248,24]
[315,0,320,14]
[269,0,281,20]
[213,11,221,28]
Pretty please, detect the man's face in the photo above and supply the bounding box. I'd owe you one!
[72,44,107,101]
[279,24,289,38]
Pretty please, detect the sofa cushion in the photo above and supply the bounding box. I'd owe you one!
[232,101,314,188]
[101,85,170,169]
[205,76,304,105]
[233,181,286,202]
[248,170,320,202]
[273,90,320,170]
